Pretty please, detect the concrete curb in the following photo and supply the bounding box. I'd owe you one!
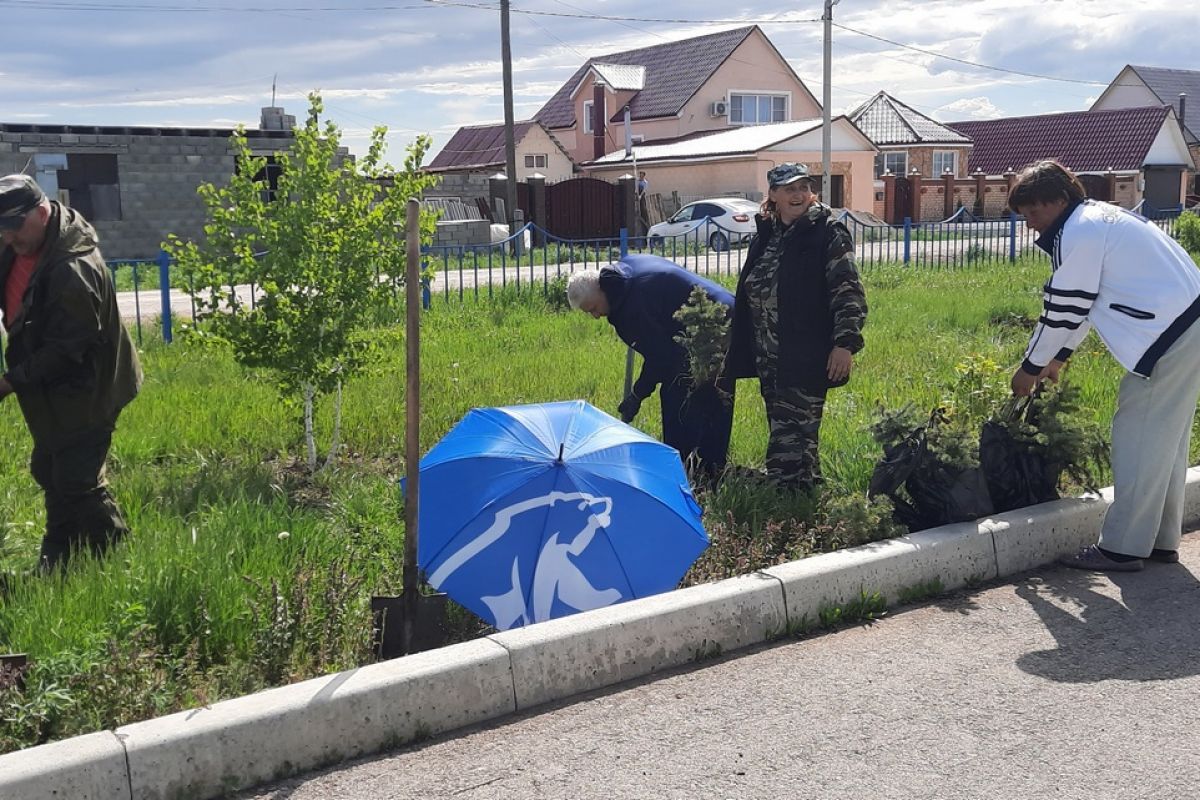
[4,468,1200,799]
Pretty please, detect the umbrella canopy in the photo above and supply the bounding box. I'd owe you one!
[415,400,708,630]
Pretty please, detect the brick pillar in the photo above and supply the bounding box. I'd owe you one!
[528,173,547,244]
[593,82,606,161]
[882,172,896,224]
[943,170,956,218]
[973,169,986,217]
[908,170,923,222]
[1106,169,1117,203]
[1004,169,1018,199]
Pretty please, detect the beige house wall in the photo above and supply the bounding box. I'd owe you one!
[556,29,819,164]
[517,126,575,182]
[585,159,761,203]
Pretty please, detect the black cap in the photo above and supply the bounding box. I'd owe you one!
[0,174,47,231]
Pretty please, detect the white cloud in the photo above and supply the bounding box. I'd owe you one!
[936,97,1003,121]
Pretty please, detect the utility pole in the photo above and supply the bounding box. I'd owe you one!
[500,0,519,231]
[821,0,840,206]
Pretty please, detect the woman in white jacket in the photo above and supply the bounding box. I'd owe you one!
[1009,160,1200,572]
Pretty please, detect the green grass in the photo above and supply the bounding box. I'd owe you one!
[0,255,1192,752]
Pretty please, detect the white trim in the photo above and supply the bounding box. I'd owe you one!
[727,89,791,125]
[932,149,959,177]
[583,99,608,135]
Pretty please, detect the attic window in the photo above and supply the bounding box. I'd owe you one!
[583,99,607,135]
[730,93,787,125]
[524,154,548,168]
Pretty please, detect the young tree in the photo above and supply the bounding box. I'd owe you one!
[165,92,439,470]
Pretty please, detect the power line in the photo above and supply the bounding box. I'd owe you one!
[832,22,1108,86]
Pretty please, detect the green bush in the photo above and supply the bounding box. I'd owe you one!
[1176,211,1200,256]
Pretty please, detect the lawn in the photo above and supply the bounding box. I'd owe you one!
[0,255,1190,752]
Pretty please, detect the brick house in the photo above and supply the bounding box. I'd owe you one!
[949,105,1195,213]
[847,91,973,219]
[0,107,299,260]
[1090,65,1199,199]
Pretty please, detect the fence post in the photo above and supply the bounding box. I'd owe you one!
[1008,210,1017,263]
[902,217,911,265]
[157,249,173,344]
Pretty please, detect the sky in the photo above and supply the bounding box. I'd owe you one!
[1,0,1197,163]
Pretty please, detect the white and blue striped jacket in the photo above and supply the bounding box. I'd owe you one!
[1023,200,1200,378]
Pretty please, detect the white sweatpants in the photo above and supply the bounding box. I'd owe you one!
[1099,317,1200,557]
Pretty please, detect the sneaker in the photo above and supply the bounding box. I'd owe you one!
[1059,545,1144,572]
[1148,548,1180,564]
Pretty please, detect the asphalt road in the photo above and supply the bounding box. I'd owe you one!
[240,532,1200,800]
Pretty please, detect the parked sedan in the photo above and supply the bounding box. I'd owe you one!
[648,197,760,252]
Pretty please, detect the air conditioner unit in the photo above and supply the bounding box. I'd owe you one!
[711,100,728,117]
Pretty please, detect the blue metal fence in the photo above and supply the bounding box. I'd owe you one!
[114,205,1192,340]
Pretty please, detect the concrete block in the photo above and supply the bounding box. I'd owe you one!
[1180,467,1200,527]
[763,519,997,626]
[492,571,786,711]
[0,731,129,799]
[119,638,514,800]
[989,493,1109,576]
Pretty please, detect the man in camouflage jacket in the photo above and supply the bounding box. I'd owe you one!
[0,174,142,571]
[726,163,866,489]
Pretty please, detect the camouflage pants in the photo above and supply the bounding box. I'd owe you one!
[30,427,129,572]
[762,384,827,489]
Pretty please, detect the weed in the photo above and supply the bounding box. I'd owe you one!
[817,590,888,630]
[896,578,946,605]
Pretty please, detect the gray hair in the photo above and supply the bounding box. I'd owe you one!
[566,269,603,310]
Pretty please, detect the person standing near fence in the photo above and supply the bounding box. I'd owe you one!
[1008,160,1200,572]
[0,174,142,572]
[567,254,735,479]
[726,163,867,490]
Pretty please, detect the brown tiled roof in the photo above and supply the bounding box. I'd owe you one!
[848,92,970,145]
[947,106,1174,174]
[534,26,762,129]
[427,121,546,172]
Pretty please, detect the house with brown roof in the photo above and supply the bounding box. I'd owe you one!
[949,105,1194,212]
[425,120,573,183]
[533,25,821,165]
[1090,65,1199,198]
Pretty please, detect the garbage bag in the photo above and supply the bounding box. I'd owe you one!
[870,423,994,532]
[979,419,1061,513]
[904,462,994,530]
[868,429,925,500]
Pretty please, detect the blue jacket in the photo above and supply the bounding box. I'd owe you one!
[598,254,734,399]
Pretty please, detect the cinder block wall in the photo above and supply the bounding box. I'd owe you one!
[0,129,295,261]
[433,219,493,248]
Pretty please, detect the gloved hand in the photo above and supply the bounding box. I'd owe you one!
[618,392,642,423]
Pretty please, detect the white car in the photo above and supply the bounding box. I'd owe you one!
[647,197,760,252]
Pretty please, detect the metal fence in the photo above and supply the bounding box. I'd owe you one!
[113,204,1192,338]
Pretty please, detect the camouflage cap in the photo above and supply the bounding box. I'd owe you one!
[766,163,811,188]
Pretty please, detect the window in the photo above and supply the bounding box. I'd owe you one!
[56,153,122,221]
[583,99,607,135]
[524,154,548,169]
[932,151,958,177]
[874,151,908,178]
[236,154,283,202]
[729,93,787,125]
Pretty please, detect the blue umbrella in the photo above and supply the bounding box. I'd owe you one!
[414,400,708,631]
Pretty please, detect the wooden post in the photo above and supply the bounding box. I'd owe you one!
[402,197,421,656]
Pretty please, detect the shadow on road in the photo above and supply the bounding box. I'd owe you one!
[1015,565,1200,683]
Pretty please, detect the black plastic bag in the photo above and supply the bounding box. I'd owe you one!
[979,399,1062,513]
[869,418,994,532]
